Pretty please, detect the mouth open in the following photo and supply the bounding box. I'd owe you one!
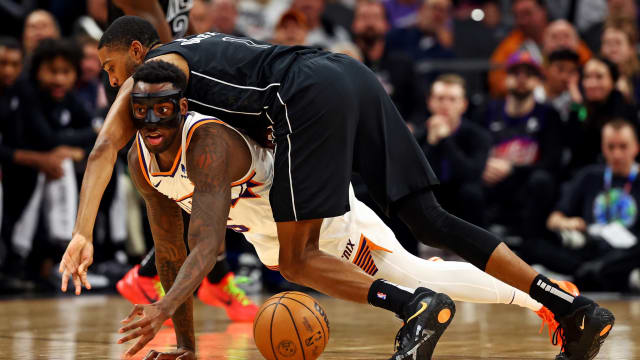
[145,132,164,146]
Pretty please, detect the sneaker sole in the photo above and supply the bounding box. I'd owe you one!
[391,293,456,360]
[569,307,615,360]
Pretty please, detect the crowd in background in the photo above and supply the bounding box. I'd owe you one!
[1,0,640,296]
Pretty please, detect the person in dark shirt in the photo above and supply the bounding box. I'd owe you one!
[547,119,640,291]
[423,74,491,226]
[482,51,563,238]
[566,57,639,178]
[352,0,426,131]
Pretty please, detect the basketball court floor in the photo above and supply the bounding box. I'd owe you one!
[0,294,638,359]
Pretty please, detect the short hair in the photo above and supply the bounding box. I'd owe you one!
[547,48,580,66]
[30,38,82,83]
[432,73,467,96]
[98,16,160,50]
[0,36,22,52]
[603,118,638,141]
[132,60,187,92]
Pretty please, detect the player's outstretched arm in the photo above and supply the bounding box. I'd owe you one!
[118,146,195,357]
[60,78,136,294]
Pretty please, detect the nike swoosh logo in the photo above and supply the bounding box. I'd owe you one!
[407,301,428,323]
[580,315,585,330]
[153,180,162,187]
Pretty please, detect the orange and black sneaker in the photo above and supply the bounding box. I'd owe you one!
[536,280,581,347]
[197,272,259,322]
[116,265,173,327]
[553,299,615,360]
[390,288,455,360]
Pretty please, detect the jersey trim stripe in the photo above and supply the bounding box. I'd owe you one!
[187,98,262,116]
[136,135,153,187]
[150,145,183,177]
[175,192,193,202]
[191,71,281,91]
[231,169,257,186]
[185,118,225,148]
[277,92,298,221]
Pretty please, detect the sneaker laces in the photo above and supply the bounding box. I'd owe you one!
[536,307,561,346]
[223,276,251,306]
[552,325,567,353]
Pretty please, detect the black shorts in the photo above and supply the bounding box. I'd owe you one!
[267,52,438,222]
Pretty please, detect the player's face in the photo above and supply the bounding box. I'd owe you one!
[582,59,614,103]
[602,125,639,175]
[428,82,467,122]
[0,46,23,88]
[132,81,187,154]
[37,56,77,101]
[506,65,540,100]
[99,45,140,88]
[545,60,578,95]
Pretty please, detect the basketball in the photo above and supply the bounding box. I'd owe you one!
[253,291,330,360]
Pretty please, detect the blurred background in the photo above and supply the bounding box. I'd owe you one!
[1,0,640,300]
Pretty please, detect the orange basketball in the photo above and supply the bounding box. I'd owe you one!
[253,291,330,360]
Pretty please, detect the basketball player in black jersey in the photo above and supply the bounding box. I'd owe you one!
[60,16,615,360]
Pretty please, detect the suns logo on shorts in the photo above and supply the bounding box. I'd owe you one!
[352,235,379,276]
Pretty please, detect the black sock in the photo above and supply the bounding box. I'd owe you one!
[529,274,587,318]
[207,254,231,284]
[137,248,158,277]
[367,279,414,317]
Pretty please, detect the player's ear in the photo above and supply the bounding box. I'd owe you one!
[179,98,188,115]
[129,40,145,62]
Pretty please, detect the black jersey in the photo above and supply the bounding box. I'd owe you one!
[145,32,318,128]
[107,0,193,38]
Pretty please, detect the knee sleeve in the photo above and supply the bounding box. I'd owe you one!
[394,189,502,269]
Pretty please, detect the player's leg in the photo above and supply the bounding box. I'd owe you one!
[270,53,454,359]
[346,54,614,359]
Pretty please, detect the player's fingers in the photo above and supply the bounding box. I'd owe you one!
[142,350,160,360]
[61,270,70,292]
[73,272,82,295]
[117,328,145,344]
[78,261,92,290]
[120,317,151,333]
[121,305,144,324]
[125,335,153,357]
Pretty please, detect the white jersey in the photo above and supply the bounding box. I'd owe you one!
[137,112,397,274]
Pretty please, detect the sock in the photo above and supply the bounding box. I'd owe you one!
[207,254,231,284]
[529,274,586,318]
[367,279,416,316]
[137,248,158,277]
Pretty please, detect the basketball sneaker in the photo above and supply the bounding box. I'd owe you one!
[197,272,259,322]
[116,265,173,327]
[536,280,581,347]
[552,300,615,360]
[390,288,455,360]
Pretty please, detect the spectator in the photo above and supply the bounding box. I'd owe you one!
[74,0,109,40]
[291,0,351,49]
[583,0,638,53]
[542,20,592,65]
[351,0,425,129]
[488,0,547,98]
[210,0,245,36]
[329,41,363,62]
[546,119,640,291]
[189,0,214,34]
[537,49,582,122]
[272,10,309,46]
[600,18,640,104]
[482,51,563,237]
[75,36,107,117]
[566,57,638,177]
[452,0,507,60]
[22,10,60,57]
[383,0,422,28]
[423,74,491,226]
[386,0,455,84]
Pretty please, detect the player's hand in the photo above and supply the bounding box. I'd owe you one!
[59,233,94,295]
[141,348,196,360]
[118,303,171,358]
[38,152,65,179]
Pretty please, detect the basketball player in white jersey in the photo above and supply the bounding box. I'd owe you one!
[116,60,579,359]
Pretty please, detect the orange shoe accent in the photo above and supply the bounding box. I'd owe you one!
[116,265,173,327]
[535,279,581,347]
[197,273,259,322]
[600,324,612,336]
[437,308,451,323]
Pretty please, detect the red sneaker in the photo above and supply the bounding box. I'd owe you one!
[116,265,173,327]
[197,273,259,322]
[535,280,581,347]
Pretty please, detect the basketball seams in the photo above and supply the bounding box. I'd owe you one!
[268,293,288,360]
[280,303,307,360]
[279,296,328,348]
